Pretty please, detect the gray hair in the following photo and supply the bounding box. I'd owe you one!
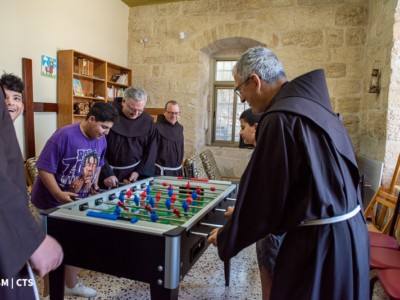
[124,86,147,104]
[234,47,286,83]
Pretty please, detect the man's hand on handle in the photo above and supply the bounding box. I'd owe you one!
[104,176,119,188]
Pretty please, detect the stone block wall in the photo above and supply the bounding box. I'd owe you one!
[360,0,397,186]
[127,0,397,179]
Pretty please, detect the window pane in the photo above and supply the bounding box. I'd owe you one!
[215,88,234,141]
[215,61,235,81]
[234,96,250,142]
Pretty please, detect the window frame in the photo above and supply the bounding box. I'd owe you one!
[211,57,243,147]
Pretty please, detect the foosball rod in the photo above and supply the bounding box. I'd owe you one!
[90,207,186,223]
[124,195,211,205]
[200,222,223,228]
[103,201,196,216]
[160,181,228,192]
[151,184,223,194]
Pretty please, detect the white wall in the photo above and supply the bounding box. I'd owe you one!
[0,0,128,158]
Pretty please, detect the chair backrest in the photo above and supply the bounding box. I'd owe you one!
[25,156,39,190]
[365,153,400,235]
[184,153,208,179]
[365,187,399,234]
[200,149,223,181]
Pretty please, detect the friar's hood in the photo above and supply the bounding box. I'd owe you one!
[155,114,184,142]
[110,97,154,138]
[262,69,357,168]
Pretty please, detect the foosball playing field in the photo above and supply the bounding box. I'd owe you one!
[87,181,228,226]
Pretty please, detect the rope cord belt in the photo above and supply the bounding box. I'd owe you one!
[110,160,141,170]
[155,163,182,176]
[301,205,361,226]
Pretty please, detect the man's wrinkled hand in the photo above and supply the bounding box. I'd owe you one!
[207,228,219,246]
[104,176,118,188]
[224,206,234,219]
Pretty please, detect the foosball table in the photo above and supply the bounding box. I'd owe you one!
[41,176,237,300]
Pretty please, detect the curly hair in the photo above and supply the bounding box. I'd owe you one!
[0,72,25,94]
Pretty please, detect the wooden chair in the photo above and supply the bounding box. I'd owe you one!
[365,153,400,234]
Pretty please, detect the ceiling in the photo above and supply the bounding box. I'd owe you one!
[121,0,196,7]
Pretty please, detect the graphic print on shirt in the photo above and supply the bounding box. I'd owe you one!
[59,149,99,194]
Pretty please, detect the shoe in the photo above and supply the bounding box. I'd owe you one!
[64,281,97,297]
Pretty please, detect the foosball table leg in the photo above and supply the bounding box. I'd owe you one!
[49,263,65,300]
[150,284,179,300]
[224,259,231,287]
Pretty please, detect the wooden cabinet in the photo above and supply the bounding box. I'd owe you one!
[57,50,132,128]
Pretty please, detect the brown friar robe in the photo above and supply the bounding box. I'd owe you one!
[154,114,184,177]
[100,98,157,185]
[0,85,45,299]
[217,70,370,300]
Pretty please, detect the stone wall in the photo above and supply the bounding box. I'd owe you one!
[127,0,396,178]
[360,0,397,186]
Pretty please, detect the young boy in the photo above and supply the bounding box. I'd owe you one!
[226,108,285,300]
[0,72,24,123]
[31,102,118,300]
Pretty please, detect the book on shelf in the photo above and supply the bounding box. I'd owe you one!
[107,86,126,100]
[73,79,84,96]
[110,73,129,85]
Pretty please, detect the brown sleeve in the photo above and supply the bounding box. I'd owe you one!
[0,85,45,278]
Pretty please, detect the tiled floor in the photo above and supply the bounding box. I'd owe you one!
[36,245,389,300]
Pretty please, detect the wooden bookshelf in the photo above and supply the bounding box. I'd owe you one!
[57,50,132,128]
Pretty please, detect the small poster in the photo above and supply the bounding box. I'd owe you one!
[41,55,57,78]
[73,79,84,96]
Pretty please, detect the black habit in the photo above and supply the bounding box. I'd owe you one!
[100,98,157,184]
[217,70,370,300]
[154,114,184,177]
[0,85,45,299]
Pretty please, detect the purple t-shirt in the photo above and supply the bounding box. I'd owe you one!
[31,123,107,210]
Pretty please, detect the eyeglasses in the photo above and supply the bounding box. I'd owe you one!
[125,105,143,114]
[165,111,181,116]
[234,77,250,98]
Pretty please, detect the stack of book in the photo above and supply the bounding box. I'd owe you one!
[110,73,128,85]
[107,87,125,100]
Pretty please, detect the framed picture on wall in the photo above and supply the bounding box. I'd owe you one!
[41,55,57,79]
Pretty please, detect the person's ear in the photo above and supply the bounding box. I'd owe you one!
[250,74,262,91]
[253,123,258,132]
[88,115,95,123]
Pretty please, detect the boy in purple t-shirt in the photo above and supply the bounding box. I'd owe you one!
[31,102,118,300]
